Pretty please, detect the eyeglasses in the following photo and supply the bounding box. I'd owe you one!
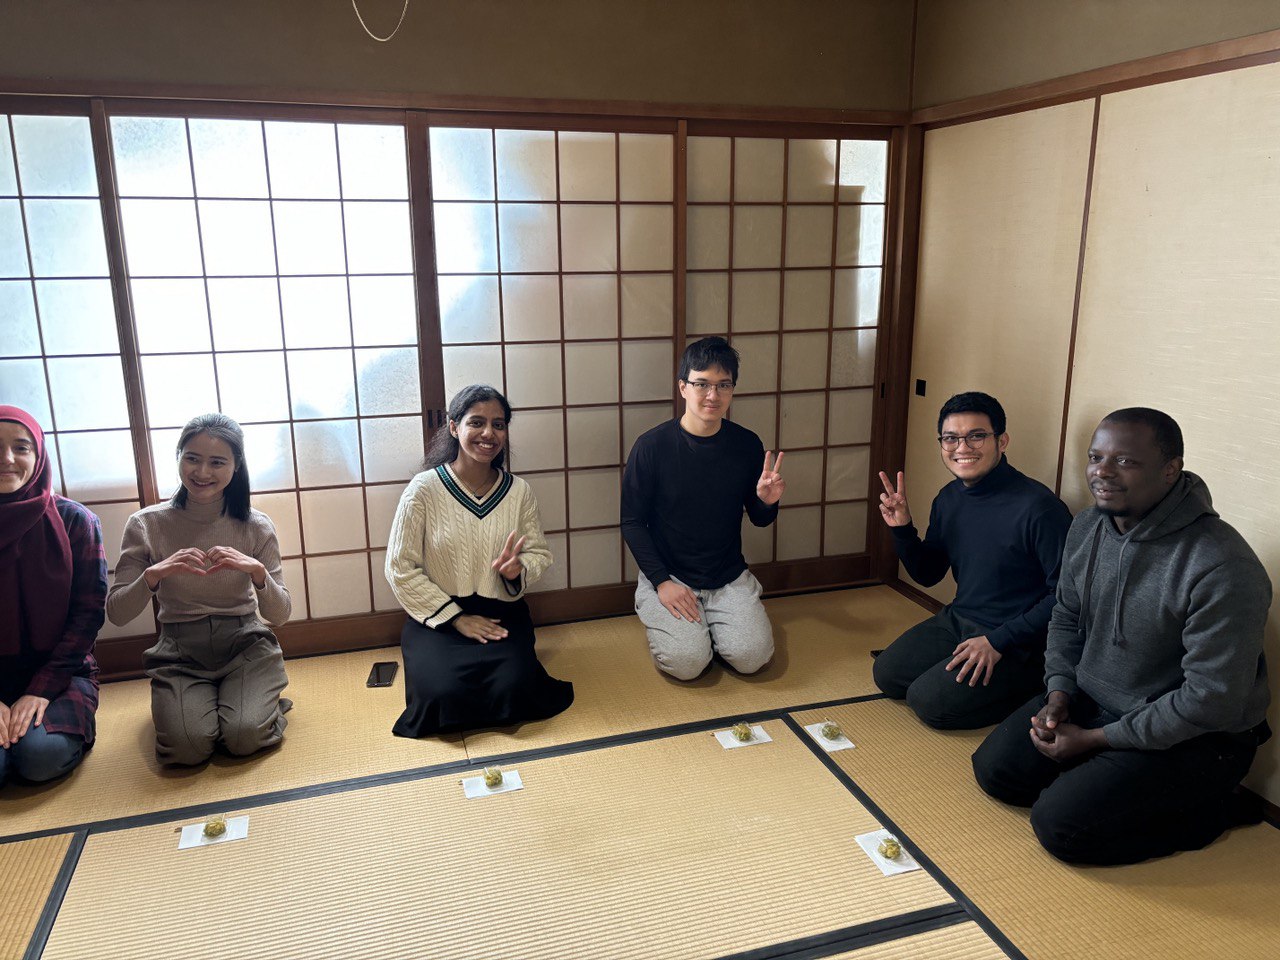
[937,431,996,450]
[682,379,735,395]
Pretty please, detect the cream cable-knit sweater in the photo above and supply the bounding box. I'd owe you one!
[385,465,552,629]
[107,497,292,627]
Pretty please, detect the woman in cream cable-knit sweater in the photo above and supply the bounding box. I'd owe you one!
[108,413,291,765]
[386,385,572,737]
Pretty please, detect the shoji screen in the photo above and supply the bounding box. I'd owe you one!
[107,114,422,623]
[428,125,677,593]
[0,111,152,641]
[685,135,886,565]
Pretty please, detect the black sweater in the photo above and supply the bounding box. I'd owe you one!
[621,419,778,590]
[891,456,1071,657]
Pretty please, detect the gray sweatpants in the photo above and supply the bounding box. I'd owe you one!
[144,614,290,766]
[635,571,774,681]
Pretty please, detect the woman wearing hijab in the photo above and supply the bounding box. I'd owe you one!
[0,405,107,786]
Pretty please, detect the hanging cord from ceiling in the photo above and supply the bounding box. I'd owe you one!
[351,0,411,42]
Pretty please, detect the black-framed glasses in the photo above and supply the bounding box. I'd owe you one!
[937,430,996,450]
[682,379,735,395]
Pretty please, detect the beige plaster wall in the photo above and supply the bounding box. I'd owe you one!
[913,0,1280,107]
[0,0,913,112]
[901,100,1093,604]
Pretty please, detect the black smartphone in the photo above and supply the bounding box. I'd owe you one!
[366,661,399,688]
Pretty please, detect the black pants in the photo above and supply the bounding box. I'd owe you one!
[973,692,1260,865]
[872,607,1045,730]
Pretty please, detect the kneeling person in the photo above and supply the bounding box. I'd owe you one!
[386,385,572,736]
[973,408,1272,865]
[621,337,785,680]
[108,414,292,766]
[874,392,1071,729]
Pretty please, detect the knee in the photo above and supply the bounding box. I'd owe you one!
[871,650,909,699]
[220,725,261,757]
[488,654,538,700]
[404,664,454,704]
[10,733,84,783]
[220,711,280,757]
[154,711,217,765]
[646,622,712,681]
[160,728,217,766]
[971,737,1033,807]
[656,649,712,682]
[904,680,973,730]
[904,682,946,728]
[1030,799,1092,864]
[719,636,773,676]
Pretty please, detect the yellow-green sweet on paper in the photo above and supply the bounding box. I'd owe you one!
[482,767,504,789]
[877,836,903,861]
[731,722,755,742]
[202,815,227,839]
[819,721,843,741]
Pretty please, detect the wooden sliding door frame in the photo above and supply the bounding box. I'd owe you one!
[2,92,905,679]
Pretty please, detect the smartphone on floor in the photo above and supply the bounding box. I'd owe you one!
[366,661,399,688]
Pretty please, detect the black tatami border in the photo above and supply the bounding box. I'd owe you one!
[0,692,891,846]
[15,691,1021,960]
[713,904,969,960]
[22,829,86,960]
[779,713,1029,960]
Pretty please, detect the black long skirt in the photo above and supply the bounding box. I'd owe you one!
[392,595,574,737]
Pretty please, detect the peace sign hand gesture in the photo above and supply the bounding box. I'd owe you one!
[491,530,528,581]
[877,470,911,527]
[757,451,786,505]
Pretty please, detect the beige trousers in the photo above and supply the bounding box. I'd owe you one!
[144,614,289,766]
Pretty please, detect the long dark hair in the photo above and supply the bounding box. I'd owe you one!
[422,384,513,471]
[172,412,252,521]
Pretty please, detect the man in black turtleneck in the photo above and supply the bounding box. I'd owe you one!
[873,392,1071,729]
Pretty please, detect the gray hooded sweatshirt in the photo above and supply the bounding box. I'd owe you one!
[1045,471,1271,751]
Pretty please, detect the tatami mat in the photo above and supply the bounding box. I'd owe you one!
[827,922,1007,959]
[463,585,922,757]
[0,833,70,959]
[0,649,464,839]
[43,720,952,960]
[794,700,1280,960]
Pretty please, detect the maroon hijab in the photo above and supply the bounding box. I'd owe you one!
[0,406,73,656]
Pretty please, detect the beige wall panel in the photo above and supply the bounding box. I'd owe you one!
[914,0,1280,107]
[0,0,912,112]
[903,101,1093,603]
[1065,62,1280,802]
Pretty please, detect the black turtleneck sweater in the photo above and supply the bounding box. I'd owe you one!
[621,418,777,591]
[891,456,1071,656]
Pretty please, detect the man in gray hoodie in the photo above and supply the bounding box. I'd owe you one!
[972,407,1272,865]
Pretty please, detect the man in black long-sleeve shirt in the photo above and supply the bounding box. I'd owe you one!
[874,392,1071,728]
[621,337,785,680]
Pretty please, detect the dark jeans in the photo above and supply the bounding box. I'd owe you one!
[973,692,1261,865]
[872,607,1045,729]
[0,724,85,785]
